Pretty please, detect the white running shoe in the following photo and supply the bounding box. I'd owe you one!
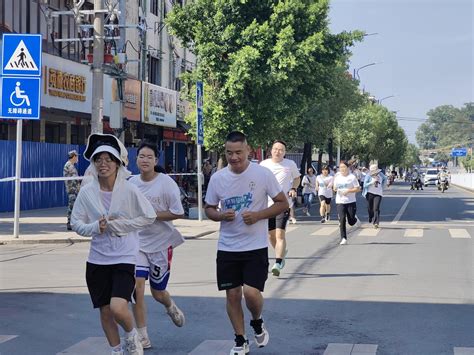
[290,217,297,224]
[354,215,361,228]
[111,349,124,355]
[305,211,311,217]
[271,262,283,277]
[229,338,249,355]
[139,335,152,349]
[124,332,143,355]
[339,238,347,245]
[166,302,185,327]
[250,319,270,348]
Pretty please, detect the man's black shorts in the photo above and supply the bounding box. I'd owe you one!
[216,248,269,292]
[86,262,136,308]
[268,209,290,231]
[318,195,332,204]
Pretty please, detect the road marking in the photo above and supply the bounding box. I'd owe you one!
[357,228,380,237]
[323,343,378,355]
[311,226,338,236]
[454,347,474,355]
[189,340,254,354]
[391,194,412,225]
[0,335,18,344]
[449,229,471,239]
[404,229,423,238]
[56,337,110,355]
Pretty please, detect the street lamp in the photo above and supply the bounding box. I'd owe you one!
[379,95,396,104]
[353,62,379,81]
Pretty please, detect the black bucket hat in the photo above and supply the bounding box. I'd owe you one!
[84,133,127,165]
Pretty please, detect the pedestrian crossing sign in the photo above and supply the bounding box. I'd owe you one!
[2,34,42,77]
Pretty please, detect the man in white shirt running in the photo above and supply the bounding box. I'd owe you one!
[205,132,288,355]
[129,142,186,350]
[260,140,301,277]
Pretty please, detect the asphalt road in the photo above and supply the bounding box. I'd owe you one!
[0,183,473,355]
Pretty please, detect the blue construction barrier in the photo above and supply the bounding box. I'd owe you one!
[0,140,138,213]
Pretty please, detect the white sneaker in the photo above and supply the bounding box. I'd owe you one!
[305,211,311,217]
[125,333,143,355]
[354,215,361,228]
[339,238,347,245]
[290,217,297,224]
[230,338,249,355]
[139,335,152,349]
[111,349,124,355]
[250,319,270,348]
[166,302,185,327]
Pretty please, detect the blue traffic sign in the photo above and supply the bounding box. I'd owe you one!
[2,34,42,77]
[1,77,41,119]
[451,148,467,157]
[196,81,204,145]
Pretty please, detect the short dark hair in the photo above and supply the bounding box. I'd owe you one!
[322,165,329,171]
[272,140,287,148]
[226,131,247,143]
[93,152,121,165]
[137,141,159,158]
[339,160,349,167]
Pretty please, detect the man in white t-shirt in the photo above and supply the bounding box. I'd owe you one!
[260,140,301,277]
[205,132,288,355]
[129,142,186,349]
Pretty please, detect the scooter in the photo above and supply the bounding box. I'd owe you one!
[437,177,448,193]
[411,177,423,190]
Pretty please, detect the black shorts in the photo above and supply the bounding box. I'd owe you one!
[85,262,136,309]
[216,248,269,292]
[268,209,290,231]
[318,195,332,204]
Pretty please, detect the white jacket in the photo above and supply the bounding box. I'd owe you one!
[71,164,156,265]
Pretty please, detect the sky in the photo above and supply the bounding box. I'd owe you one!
[329,0,473,144]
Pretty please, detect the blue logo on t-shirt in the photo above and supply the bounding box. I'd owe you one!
[224,192,253,212]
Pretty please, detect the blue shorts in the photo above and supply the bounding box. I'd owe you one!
[136,246,173,291]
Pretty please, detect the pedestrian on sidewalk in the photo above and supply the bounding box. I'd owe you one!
[333,160,361,245]
[71,133,156,355]
[302,167,316,216]
[129,141,186,350]
[362,164,387,229]
[63,150,80,231]
[316,165,334,223]
[205,131,288,355]
[260,140,300,277]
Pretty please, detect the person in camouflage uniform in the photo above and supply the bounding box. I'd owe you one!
[64,150,80,230]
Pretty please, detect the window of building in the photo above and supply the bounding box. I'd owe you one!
[148,55,161,86]
[150,0,159,16]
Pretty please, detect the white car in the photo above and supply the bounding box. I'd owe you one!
[423,169,439,186]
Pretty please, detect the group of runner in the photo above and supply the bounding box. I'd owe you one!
[70,131,387,355]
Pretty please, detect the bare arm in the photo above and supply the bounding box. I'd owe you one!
[156,211,184,221]
[241,191,289,225]
[205,204,236,222]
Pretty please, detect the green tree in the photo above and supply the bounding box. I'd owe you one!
[167,0,363,151]
[335,103,408,166]
[401,143,421,169]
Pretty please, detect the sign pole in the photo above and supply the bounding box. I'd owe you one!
[13,120,22,238]
[196,81,204,221]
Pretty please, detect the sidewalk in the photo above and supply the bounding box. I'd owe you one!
[0,207,219,245]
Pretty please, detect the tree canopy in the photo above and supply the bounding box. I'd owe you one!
[167,0,363,151]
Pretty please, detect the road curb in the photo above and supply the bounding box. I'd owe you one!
[451,183,474,194]
[0,230,218,245]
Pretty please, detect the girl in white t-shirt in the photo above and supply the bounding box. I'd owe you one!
[316,165,334,223]
[333,160,361,245]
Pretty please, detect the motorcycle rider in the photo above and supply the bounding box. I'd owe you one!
[410,169,423,190]
[437,167,450,190]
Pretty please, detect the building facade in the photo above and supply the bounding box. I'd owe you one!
[0,0,196,171]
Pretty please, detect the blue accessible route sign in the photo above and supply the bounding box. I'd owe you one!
[2,34,42,77]
[1,77,41,119]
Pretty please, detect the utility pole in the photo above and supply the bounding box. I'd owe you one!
[91,0,104,133]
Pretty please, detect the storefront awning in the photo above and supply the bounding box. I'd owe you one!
[177,120,191,132]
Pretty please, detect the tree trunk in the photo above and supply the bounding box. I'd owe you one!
[300,142,312,176]
[318,150,323,174]
[328,138,334,167]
